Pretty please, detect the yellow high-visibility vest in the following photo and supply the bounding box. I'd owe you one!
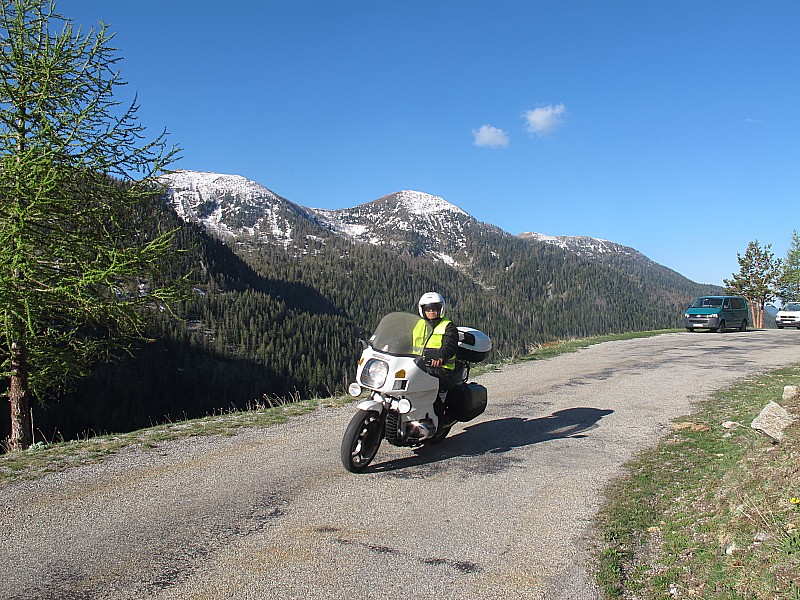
[412,318,456,370]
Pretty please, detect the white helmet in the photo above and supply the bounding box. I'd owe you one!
[418,292,446,318]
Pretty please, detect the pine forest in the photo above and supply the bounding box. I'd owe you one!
[2,193,721,445]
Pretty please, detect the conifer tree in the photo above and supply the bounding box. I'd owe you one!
[724,240,781,329]
[778,230,800,303]
[0,0,181,450]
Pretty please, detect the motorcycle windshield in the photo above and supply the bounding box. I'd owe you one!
[368,312,429,356]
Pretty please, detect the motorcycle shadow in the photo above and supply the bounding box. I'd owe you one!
[370,407,613,473]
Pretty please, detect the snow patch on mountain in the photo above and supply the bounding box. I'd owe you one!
[391,190,469,218]
[333,222,370,238]
[519,232,636,258]
[159,170,310,246]
[313,190,468,237]
[432,252,458,266]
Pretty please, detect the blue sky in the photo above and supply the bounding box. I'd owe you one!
[64,1,800,286]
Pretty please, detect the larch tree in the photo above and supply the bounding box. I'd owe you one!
[723,240,781,329]
[0,0,182,451]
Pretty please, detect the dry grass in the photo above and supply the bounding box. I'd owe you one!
[0,393,352,484]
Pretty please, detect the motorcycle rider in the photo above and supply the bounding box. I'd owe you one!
[412,292,461,411]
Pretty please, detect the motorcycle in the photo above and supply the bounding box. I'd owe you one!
[340,311,492,472]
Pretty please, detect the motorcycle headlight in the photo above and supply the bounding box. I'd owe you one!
[360,358,389,388]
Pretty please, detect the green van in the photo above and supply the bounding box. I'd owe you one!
[683,296,750,333]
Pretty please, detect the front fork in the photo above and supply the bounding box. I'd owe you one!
[358,392,437,446]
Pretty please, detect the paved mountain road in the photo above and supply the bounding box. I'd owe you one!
[3,330,800,600]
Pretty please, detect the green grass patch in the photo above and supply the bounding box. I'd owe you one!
[595,365,800,599]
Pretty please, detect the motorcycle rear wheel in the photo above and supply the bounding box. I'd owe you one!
[341,409,383,472]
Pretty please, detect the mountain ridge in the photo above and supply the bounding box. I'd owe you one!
[160,169,691,284]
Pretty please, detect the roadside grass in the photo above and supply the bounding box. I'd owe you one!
[595,364,800,599]
[0,393,353,484]
[0,328,679,485]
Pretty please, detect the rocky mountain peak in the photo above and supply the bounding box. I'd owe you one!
[373,190,469,218]
[159,169,315,245]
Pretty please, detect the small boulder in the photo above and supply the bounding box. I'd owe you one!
[783,385,800,402]
[753,531,770,544]
[751,401,795,442]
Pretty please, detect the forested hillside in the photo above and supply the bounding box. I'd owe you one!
[13,180,721,444]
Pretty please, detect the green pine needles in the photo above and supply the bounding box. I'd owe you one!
[0,0,183,450]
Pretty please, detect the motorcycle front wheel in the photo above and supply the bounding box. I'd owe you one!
[341,409,383,472]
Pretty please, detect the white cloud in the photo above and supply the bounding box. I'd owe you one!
[472,124,510,148]
[523,103,567,136]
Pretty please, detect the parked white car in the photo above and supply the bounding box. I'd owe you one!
[775,302,800,329]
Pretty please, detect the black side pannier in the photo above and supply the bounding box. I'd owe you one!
[448,382,488,422]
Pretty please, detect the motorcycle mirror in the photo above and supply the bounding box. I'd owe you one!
[352,325,369,349]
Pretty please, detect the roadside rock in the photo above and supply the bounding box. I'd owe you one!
[783,385,799,402]
[751,401,795,442]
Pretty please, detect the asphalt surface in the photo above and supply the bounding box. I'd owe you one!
[3,329,800,600]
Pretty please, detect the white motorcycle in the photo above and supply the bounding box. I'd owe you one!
[341,311,492,473]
